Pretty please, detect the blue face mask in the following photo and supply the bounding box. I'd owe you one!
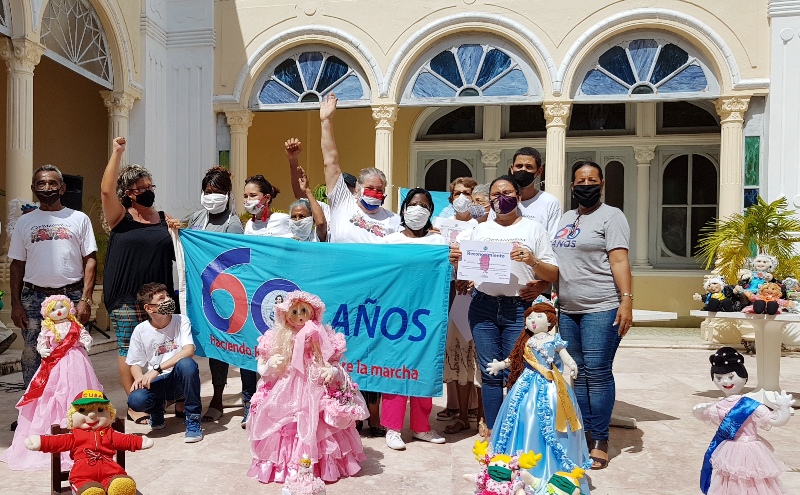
[360,198,381,211]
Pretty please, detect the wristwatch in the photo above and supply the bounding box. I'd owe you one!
[154,364,163,375]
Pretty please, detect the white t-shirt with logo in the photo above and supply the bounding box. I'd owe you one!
[468,217,558,297]
[327,174,400,243]
[8,208,98,287]
[489,189,562,239]
[126,314,194,375]
[244,212,293,237]
[382,231,448,245]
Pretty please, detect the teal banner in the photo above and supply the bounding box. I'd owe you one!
[179,229,452,397]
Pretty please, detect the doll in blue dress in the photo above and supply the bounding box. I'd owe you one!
[486,302,592,495]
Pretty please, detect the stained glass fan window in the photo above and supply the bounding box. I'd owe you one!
[258,51,368,106]
[407,43,533,101]
[579,39,711,98]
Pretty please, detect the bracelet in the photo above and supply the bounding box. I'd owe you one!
[531,257,540,267]
[621,293,634,300]
[79,297,93,305]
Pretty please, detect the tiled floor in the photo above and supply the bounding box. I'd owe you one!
[0,345,798,494]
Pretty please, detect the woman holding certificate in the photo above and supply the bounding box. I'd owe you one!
[449,175,558,439]
[552,160,632,471]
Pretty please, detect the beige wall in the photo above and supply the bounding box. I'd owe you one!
[633,272,705,327]
[247,106,423,212]
[32,57,108,230]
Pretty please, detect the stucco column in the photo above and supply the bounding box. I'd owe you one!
[633,146,656,268]
[1,39,45,207]
[225,109,254,215]
[372,104,397,207]
[715,96,750,220]
[480,149,501,182]
[543,101,571,212]
[100,91,136,165]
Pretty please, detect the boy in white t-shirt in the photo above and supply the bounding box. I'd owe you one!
[126,283,203,443]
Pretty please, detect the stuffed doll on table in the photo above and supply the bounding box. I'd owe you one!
[483,302,592,495]
[693,277,735,312]
[692,348,794,495]
[24,390,153,495]
[742,282,796,315]
[0,295,103,471]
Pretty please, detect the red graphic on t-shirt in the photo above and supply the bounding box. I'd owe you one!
[29,224,75,243]
[349,213,388,238]
[154,340,178,356]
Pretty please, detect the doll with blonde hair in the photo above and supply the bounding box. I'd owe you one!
[247,291,367,485]
[1,295,102,471]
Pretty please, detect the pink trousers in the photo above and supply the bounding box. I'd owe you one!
[380,393,433,432]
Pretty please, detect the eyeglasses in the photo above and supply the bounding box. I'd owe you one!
[489,192,516,200]
[128,185,156,194]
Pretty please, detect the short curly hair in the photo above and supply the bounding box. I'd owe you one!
[116,164,153,208]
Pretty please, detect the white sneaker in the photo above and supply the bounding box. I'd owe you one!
[386,429,406,450]
[412,429,446,444]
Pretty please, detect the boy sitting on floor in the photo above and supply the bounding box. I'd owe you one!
[126,282,203,443]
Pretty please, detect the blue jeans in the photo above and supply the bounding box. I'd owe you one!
[558,308,621,442]
[128,358,202,418]
[20,287,82,388]
[469,291,529,429]
[208,358,258,403]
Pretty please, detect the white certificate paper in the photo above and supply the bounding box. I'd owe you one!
[434,217,472,244]
[457,240,512,283]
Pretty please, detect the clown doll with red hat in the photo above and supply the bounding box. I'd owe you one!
[24,390,153,495]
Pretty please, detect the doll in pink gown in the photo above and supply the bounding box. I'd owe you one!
[0,295,102,471]
[692,347,795,495]
[247,291,367,484]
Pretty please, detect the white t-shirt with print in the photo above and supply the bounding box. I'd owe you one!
[8,208,97,287]
[488,189,562,239]
[382,231,448,245]
[244,212,293,237]
[126,314,194,375]
[468,217,558,297]
[327,174,400,243]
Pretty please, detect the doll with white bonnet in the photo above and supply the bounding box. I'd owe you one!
[0,295,102,471]
[693,347,795,494]
[484,302,592,495]
[693,276,734,312]
[247,291,367,485]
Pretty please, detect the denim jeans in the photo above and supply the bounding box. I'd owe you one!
[208,358,258,403]
[468,291,529,429]
[20,287,83,388]
[558,308,621,442]
[128,357,202,418]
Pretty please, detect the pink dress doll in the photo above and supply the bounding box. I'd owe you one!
[693,347,795,495]
[247,291,368,484]
[0,295,102,471]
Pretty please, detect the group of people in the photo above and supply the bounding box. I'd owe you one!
[1,91,634,489]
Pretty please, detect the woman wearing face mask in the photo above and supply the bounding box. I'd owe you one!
[552,161,632,471]
[101,137,176,424]
[172,167,255,427]
[449,175,558,440]
[242,175,291,237]
[287,161,327,242]
[379,189,447,450]
[469,183,491,223]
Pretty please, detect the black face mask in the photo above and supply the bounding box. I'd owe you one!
[572,184,602,208]
[134,189,156,208]
[511,170,537,188]
[34,189,62,206]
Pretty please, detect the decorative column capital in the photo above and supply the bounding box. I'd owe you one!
[0,38,46,74]
[715,96,750,124]
[543,101,571,127]
[633,146,656,165]
[372,104,398,130]
[480,149,502,167]
[100,90,136,117]
[226,109,254,134]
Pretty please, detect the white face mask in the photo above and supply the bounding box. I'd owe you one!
[244,199,264,215]
[452,194,472,213]
[404,205,431,231]
[201,193,228,214]
[291,216,315,240]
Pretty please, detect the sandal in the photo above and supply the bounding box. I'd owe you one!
[126,412,151,425]
[202,407,223,422]
[468,409,479,421]
[477,419,490,439]
[589,439,609,470]
[369,425,387,437]
[444,419,470,434]
[435,408,459,421]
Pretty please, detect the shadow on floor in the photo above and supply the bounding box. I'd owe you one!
[613,401,680,421]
